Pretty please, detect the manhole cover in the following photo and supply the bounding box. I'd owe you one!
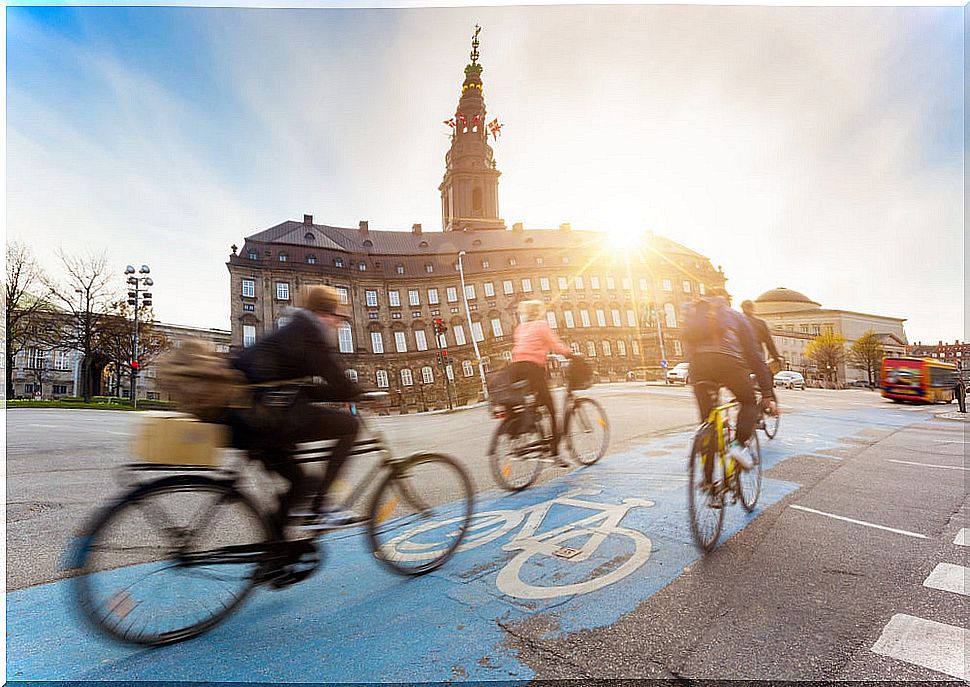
[553,546,581,559]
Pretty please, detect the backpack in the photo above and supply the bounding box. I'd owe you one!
[156,339,250,422]
[682,297,733,351]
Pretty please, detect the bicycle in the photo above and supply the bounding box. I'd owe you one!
[686,381,762,552]
[755,382,780,440]
[487,358,610,491]
[65,391,474,647]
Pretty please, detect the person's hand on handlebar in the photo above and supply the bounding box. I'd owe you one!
[764,397,780,417]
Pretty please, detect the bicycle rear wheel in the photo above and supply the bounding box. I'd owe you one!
[565,397,610,465]
[367,453,474,576]
[737,432,762,512]
[488,414,545,491]
[687,425,725,553]
[71,475,271,646]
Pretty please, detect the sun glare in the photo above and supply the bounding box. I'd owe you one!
[602,224,648,252]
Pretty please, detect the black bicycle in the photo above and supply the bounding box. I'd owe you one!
[487,357,610,491]
[65,392,474,647]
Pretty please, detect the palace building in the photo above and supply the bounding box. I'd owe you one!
[226,29,727,411]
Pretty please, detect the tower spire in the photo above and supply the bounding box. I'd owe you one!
[439,25,505,232]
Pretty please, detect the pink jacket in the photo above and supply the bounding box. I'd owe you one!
[512,319,571,367]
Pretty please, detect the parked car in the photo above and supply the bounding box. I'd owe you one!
[774,371,806,390]
[847,380,872,388]
[666,362,690,385]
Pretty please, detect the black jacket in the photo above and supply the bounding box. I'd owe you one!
[232,309,361,403]
[745,314,781,362]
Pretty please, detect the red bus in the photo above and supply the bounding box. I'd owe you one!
[880,357,958,404]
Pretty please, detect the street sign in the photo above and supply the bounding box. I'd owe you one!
[660,360,668,369]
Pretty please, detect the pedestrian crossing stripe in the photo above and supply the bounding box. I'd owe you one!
[923,562,968,597]
[954,528,968,547]
[871,613,968,681]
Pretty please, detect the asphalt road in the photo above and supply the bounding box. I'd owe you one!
[6,385,968,682]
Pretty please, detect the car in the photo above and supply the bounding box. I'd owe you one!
[666,362,690,385]
[847,380,871,388]
[773,371,806,390]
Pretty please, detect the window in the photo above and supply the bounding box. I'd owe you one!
[503,280,514,295]
[590,276,600,290]
[624,309,635,327]
[606,276,616,290]
[389,290,401,307]
[248,250,258,260]
[673,340,683,356]
[521,278,533,293]
[639,278,649,291]
[682,280,692,293]
[427,288,439,305]
[570,342,581,355]
[699,283,706,295]
[363,290,378,307]
[587,341,597,356]
[396,264,405,274]
[632,340,640,356]
[595,310,606,327]
[401,369,413,386]
[540,278,550,291]
[242,279,255,298]
[408,290,420,306]
[547,311,558,329]
[482,259,490,269]
[509,258,517,267]
[26,348,45,369]
[394,331,408,353]
[491,318,504,337]
[412,329,427,351]
[622,277,631,290]
[662,279,673,292]
[564,311,575,328]
[574,276,584,289]
[558,277,568,290]
[376,370,389,388]
[465,284,476,300]
[603,340,612,356]
[334,258,344,268]
[358,262,367,272]
[562,256,570,265]
[580,310,591,327]
[371,332,384,354]
[243,325,257,348]
[446,287,458,303]
[462,360,474,377]
[276,282,289,300]
[279,253,288,262]
[483,282,495,297]
[422,366,434,384]
[664,303,677,328]
[307,254,317,264]
[471,321,485,342]
[346,369,359,383]
[617,340,627,356]
[454,324,467,346]
[53,384,68,395]
[243,303,255,312]
[611,309,622,327]
[446,364,455,381]
[52,350,71,371]
[338,323,353,353]
[425,263,434,273]
[536,256,544,266]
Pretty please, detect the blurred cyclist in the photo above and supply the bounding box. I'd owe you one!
[740,299,783,373]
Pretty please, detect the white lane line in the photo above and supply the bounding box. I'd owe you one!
[886,459,968,472]
[923,562,968,597]
[788,505,927,539]
[871,613,968,681]
[955,529,969,547]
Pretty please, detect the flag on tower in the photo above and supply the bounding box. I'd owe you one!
[488,118,503,139]
[443,118,456,129]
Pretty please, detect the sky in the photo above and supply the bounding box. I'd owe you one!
[5,3,965,344]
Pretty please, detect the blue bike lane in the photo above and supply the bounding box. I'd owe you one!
[6,405,923,683]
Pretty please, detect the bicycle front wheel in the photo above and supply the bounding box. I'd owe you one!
[367,453,474,576]
[737,432,762,512]
[565,397,610,465]
[488,415,545,491]
[761,410,779,440]
[687,425,725,553]
[71,475,271,647]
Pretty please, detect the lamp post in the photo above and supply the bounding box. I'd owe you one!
[124,264,153,408]
[72,288,83,397]
[642,303,667,376]
[457,251,489,402]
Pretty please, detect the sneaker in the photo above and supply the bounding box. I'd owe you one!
[726,441,754,471]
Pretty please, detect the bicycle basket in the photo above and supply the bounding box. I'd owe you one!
[487,367,525,414]
[566,356,594,391]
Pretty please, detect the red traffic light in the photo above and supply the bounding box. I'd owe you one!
[130,360,140,370]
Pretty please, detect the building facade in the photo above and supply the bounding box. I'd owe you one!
[226,31,727,411]
[906,340,970,370]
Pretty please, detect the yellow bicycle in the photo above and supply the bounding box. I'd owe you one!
[687,382,762,552]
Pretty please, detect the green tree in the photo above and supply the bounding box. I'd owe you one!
[848,330,885,385]
[805,331,846,383]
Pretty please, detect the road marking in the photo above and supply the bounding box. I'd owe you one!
[886,459,968,472]
[789,505,927,539]
[955,529,969,547]
[923,562,968,597]
[871,613,968,681]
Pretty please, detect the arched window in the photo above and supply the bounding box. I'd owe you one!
[664,303,677,328]
[376,370,389,388]
[363,239,373,248]
[306,254,317,264]
[338,323,353,353]
[401,369,414,386]
[421,366,434,384]
[346,369,359,383]
[304,232,315,241]
[462,360,474,377]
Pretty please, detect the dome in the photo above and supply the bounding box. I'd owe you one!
[754,287,821,314]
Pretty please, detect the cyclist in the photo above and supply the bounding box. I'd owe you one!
[740,299,783,373]
[229,285,362,536]
[511,299,572,462]
[684,288,779,470]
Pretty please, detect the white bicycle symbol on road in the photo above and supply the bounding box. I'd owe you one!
[381,488,655,599]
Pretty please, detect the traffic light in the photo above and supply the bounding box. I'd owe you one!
[435,352,443,366]
[433,318,448,335]
[130,359,140,374]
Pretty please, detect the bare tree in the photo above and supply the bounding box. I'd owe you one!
[5,241,52,399]
[805,331,846,384]
[848,330,885,386]
[43,250,119,402]
[96,302,170,396]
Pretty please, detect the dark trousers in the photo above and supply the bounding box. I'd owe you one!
[511,361,559,451]
[690,353,758,445]
[957,385,967,413]
[231,403,360,532]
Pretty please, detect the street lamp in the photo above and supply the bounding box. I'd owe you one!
[456,251,489,402]
[125,264,154,408]
[642,303,667,373]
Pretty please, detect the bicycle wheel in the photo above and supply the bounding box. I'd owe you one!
[71,475,271,647]
[737,432,762,512]
[761,409,779,439]
[565,398,610,465]
[367,453,474,576]
[488,413,545,491]
[687,424,725,553]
